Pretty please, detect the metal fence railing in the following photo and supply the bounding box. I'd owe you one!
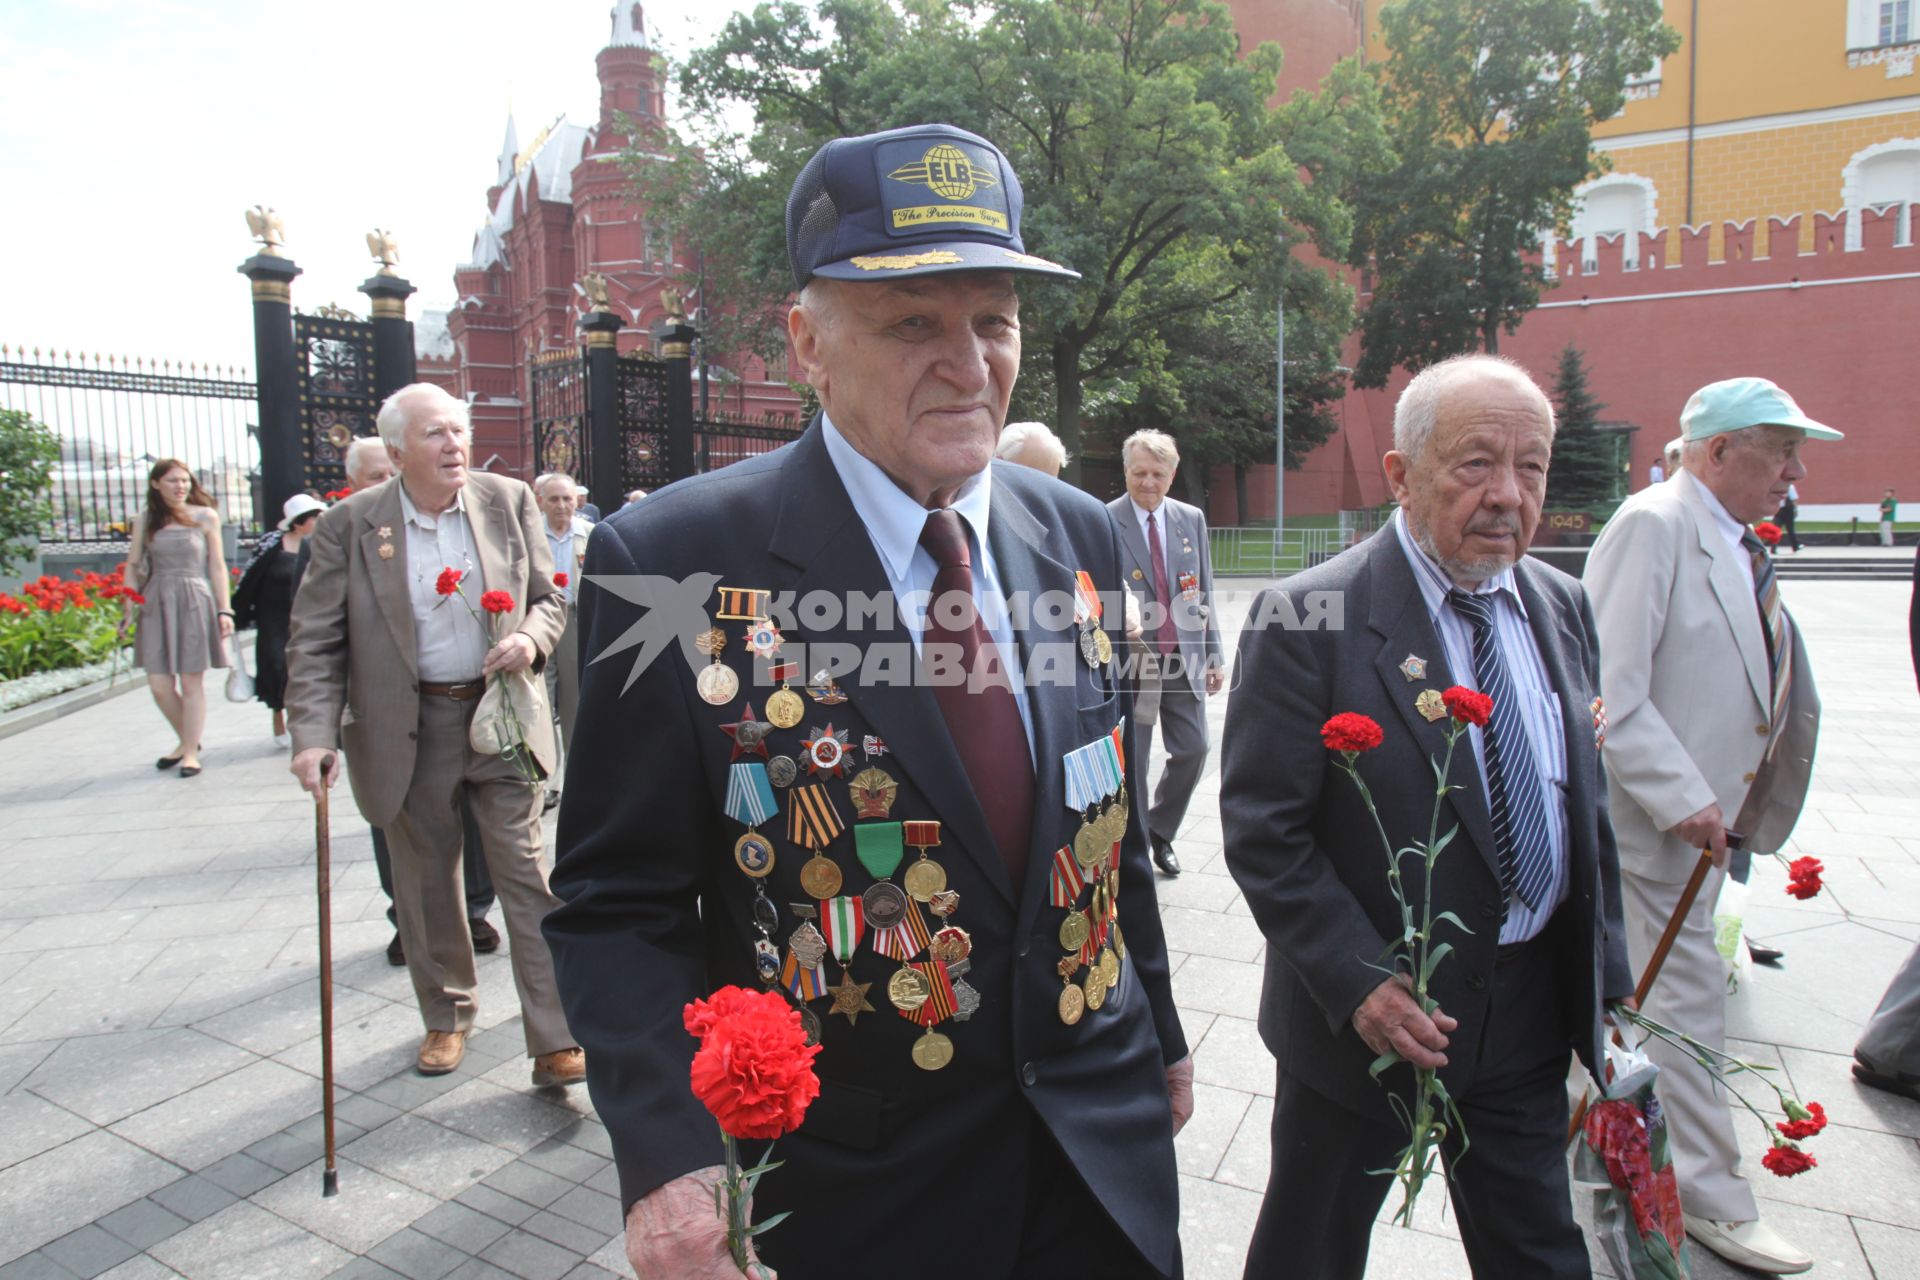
[1,347,259,551]
[1208,525,1360,578]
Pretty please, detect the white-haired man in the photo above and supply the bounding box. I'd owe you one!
[286,383,584,1086]
[996,420,1068,476]
[1223,353,1631,1277]
[533,472,592,811]
[1587,377,1838,1275]
[1109,429,1222,877]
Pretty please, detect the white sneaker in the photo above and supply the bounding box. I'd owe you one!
[1684,1214,1813,1274]
[272,732,291,749]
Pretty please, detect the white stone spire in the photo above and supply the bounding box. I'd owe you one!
[609,2,647,48]
[495,112,520,187]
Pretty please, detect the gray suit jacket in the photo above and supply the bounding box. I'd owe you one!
[1585,470,1820,875]
[286,472,566,828]
[1221,528,1632,1124]
[1107,495,1222,694]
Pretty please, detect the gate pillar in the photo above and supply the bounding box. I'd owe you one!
[581,309,623,511]
[238,208,303,519]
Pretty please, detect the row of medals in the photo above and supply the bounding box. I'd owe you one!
[696,619,969,1072]
[1061,786,1127,1026]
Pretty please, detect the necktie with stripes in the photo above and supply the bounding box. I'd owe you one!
[1740,529,1794,742]
[1447,589,1554,911]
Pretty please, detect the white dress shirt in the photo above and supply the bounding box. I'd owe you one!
[820,414,1036,762]
[399,481,490,681]
[1393,510,1571,943]
[1683,470,1757,595]
[544,514,590,604]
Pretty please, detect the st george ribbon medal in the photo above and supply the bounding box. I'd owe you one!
[788,784,845,899]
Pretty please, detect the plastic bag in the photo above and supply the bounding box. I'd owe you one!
[1712,874,1753,994]
[224,640,254,703]
[1574,1033,1692,1279]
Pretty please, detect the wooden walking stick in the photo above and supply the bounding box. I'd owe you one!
[1566,840,1725,1148]
[315,752,339,1197]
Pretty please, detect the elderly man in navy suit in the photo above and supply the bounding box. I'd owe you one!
[546,124,1192,1280]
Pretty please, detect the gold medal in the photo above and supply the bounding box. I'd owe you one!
[697,663,739,706]
[378,542,395,560]
[1083,965,1107,1011]
[1093,627,1113,665]
[1073,821,1106,869]
[1058,910,1090,953]
[733,831,775,878]
[1100,946,1119,989]
[1111,920,1127,959]
[903,856,948,902]
[766,687,805,729]
[1058,982,1085,1025]
[848,767,899,819]
[799,854,843,900]
[887,965,930,1013]
[929,926,971,966]
[1416,688,1447,723]
[911,1028,954,1071]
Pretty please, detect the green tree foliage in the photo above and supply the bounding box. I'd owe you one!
[625,0,1385,480]
[1546,343,1614,507]
[0,408,59,573]
[1349,0,1679,387]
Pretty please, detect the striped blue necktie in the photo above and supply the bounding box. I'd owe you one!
[1448,589,1553,911]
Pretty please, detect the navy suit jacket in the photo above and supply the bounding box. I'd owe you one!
[1220,528,1632,1125]
[545,422,1187,1276]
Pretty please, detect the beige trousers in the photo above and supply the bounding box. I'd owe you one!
[385,690,575,1055]
[1622,864,1759,1223]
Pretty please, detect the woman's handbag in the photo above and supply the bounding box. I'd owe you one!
[225,639,255,703]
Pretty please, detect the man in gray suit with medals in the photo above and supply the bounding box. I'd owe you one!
[1109,430,1222,877]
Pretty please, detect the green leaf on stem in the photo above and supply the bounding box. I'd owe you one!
[746,1211,792,1237]
[1418,941,1455,984]
[1369,1048,1405,1078]
[1431,911,1472,936]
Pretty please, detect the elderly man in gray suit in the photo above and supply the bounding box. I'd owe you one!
[1586,377,1838,1275]
[1223,354,1631,1278]
[287,383,584,1087]
[1109,429,1222,877]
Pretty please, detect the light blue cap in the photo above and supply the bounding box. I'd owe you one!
[1679,377,1843,442]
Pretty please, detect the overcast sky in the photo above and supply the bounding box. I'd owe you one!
[0,0,756,369]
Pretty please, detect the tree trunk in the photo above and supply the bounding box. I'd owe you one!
[1052,339,1084,487]
[1233,464,1249,525]
[1481,310,1500,354]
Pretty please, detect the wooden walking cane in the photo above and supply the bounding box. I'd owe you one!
[1566,840,1727,1149]
[315,752,339,1197]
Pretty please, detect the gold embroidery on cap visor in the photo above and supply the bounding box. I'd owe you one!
[848,250,967,272]
[1002,249,1066,271]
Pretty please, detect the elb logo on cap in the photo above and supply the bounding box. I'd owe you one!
[878,138,1011,236]
[786,123,1079,288]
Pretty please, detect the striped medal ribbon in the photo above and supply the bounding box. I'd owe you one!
[820,895,865,964]
[787,784,844,850]
[1049,845,1088,907]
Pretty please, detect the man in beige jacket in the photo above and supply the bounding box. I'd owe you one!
[1585,377,1838,1275]
[287,383,583,1086]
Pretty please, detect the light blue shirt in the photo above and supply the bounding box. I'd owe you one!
[1393,510,1570,944]
[398,481,489,681]
[820,414,1036,762]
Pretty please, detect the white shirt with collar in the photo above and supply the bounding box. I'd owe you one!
[399,481,490,681]
[544,514,591,604]
[1392,509,1570,944]
[1681,469,1757,596]
[820,414,1035,761]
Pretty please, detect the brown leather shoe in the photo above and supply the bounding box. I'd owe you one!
[418,1030,466,1076]
[531,1047,586,1088]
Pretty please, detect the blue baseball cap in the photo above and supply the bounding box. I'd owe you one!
[1679,377,1844,442]
[785,123,1080,290]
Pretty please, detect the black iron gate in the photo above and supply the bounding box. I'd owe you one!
[618,355,673,493]
[531,350,590,480]
[293,312,379,495]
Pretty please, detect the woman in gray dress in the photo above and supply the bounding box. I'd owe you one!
[121,458,232,777]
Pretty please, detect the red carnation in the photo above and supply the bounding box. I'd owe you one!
[1785,855,1824,900]
[1753,521,1783,547]
[685,986,821,1140]
[480,590,515,615]
[1776,1100,1827,1140]
[1762,1142,1817,1177]
[1443,686,1494,727]
[325,487,353,501]
[434,567,462,596]
[553,572,569,587]
[1322,712,1384,754]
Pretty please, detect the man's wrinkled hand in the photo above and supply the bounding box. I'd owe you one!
[1204,667,1226,696]
[1352,973,1456,1070]
[1670,802,1728,867]
[626,1166,775,1280]
[290,748,340,797]
[483,632,536,675]
[1166,1055,1195,1136]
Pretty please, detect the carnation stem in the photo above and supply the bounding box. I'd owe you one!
[721,1129,749,1271]
[1618,1008,1790,1138]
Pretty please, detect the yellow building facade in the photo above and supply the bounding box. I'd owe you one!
[1358,0,1920,259]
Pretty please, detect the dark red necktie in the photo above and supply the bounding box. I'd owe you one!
[1147,510,1177,656]
[919,509,1034,885]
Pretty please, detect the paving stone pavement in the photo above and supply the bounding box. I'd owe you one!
[1,576,1916,1278]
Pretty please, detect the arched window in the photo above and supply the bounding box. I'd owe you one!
[1843,140,1920,248]
[1571,175,1658,269]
